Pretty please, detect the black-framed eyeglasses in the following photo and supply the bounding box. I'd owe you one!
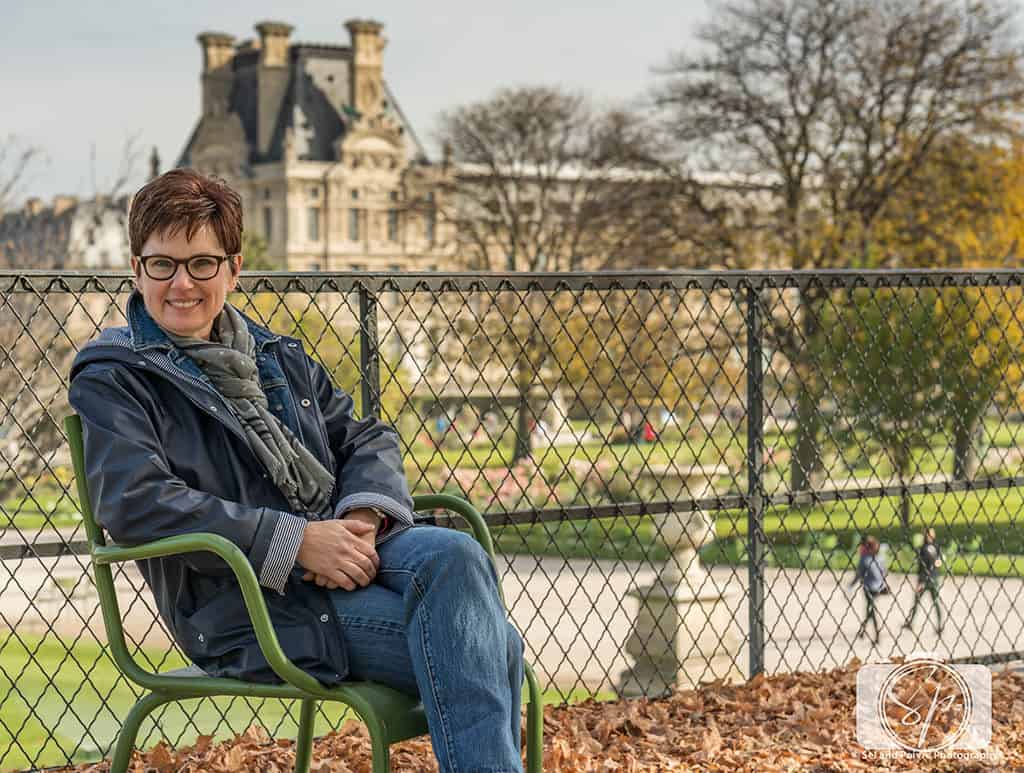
[137,254,236,281]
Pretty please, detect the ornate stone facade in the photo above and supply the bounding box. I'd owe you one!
[178,18,455,271]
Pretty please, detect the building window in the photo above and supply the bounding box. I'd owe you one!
[389,263,402,272]
[351,189,359,200]
[263,188,271,200]
[308,186,320,200]
[351,263,365,271]
[387,209,399,242]
[263,207,273,241]
[307,207,320,241]
[389,191,399,202]
[349,208,361,241]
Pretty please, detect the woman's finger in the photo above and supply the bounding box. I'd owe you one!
[338,560,372,588]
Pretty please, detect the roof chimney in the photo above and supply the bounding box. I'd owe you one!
[254,21,293,157]
[197,31,235,71]
[52,195,78,216]
[345,19,386,118]
[149,147,161,180]
[196,31,236,117]
[255,21,292,68]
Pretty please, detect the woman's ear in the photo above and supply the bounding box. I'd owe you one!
[228,254,243,290]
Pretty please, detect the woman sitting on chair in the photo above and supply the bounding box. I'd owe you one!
[68,169,526,772]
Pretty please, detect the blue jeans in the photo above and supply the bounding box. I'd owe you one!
[328,524,525,773]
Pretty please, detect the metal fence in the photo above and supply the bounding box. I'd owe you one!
[3,269,1024,768]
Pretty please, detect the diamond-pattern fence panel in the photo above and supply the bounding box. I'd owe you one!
[1,270,1023,769]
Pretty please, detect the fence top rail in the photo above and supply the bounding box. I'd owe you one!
[1,268,1023,293]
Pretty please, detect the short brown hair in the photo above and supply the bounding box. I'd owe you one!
[129,169,243,257]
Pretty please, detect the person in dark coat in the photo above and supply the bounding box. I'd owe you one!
[849,535,887,645]
[68,169,526,772]
[903,527,944,636]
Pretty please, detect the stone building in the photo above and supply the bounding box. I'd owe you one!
[0,195,130,269]
[178,19,455,271]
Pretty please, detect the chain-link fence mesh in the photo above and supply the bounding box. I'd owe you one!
[2,270,1023,768]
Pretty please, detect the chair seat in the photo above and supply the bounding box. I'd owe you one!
[152,667,430,745]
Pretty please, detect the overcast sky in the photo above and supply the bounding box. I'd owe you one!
[2,1,709,203]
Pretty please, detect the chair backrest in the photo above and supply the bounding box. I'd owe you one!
[65,413,157,681]
[63,414,106,549]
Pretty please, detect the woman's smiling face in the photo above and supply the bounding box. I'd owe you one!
[132,223,243,340]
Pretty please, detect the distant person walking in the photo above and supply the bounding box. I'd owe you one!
[850,536,888,644]
[903,528,944,636]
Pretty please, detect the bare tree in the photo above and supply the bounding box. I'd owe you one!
[421,86,692,460]
[0,135,142,508]
[0,135,46,214]
[656,0,1024,491]
[430,86,678,272]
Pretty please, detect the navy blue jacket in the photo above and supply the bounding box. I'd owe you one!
[68,292,416,684]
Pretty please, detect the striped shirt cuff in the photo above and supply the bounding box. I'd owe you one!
[333,492,415,546]
[258,513,307,594]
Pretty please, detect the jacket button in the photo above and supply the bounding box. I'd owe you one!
[319,614,329,623]
[209,405,218,412]
[301,399,311,407]
[287,342,298,349]
[136,360,146,366]
[198,633,205,643]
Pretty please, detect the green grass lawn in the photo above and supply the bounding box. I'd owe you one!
[0,633,610,771]
[492,486,1024,578]
[5,416,1022,531]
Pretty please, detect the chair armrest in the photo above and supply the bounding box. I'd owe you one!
[93,533,322,694]
[412,494,506,606]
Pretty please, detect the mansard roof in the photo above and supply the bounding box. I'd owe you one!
[178,42,426,168]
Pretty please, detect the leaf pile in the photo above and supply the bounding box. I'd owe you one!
[56,662,1024,771]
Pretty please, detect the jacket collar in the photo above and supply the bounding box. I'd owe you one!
[127,290,281,353]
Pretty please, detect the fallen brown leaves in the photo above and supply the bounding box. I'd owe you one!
[56,663,1024,772]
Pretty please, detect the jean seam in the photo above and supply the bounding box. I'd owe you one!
[411,573,459,773]
[334,618,405,635]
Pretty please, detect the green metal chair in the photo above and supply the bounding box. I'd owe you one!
[64,414,543,773]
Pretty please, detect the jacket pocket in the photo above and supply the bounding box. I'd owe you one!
[180,589,254,660]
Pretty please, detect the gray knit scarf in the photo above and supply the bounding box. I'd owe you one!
[162,303,335,517]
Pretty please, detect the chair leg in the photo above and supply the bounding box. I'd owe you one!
[294,698,317,773]
[524,662,544,773]
[365,717,391,773]
[109,692,173,773]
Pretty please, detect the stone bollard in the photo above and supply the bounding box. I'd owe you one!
[616,470,742,698]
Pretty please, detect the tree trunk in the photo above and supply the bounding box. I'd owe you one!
[897,447,912,529]
[513,385,532,462]
[899,490,911,530]
[789,291,823,494]
[952,414,979,481]
[513,344,534,463]
[790,386,821,493]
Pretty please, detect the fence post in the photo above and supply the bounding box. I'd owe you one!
[359,283,382,419]
[745,284,766,678]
